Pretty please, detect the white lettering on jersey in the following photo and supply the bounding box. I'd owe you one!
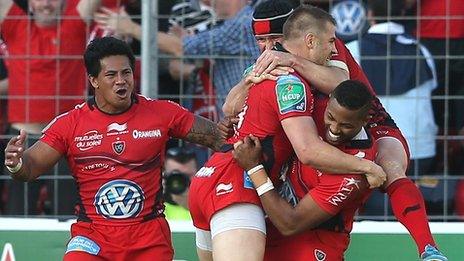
[195,166,215,177]
[327,177,361,206]
[74,130,104,151]
[82,163,110,171]
[132,129,162,139]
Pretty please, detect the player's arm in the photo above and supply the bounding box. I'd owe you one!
[183,115,227,151]
[283,116,378,174]
[4,130,62,182]
[77,0,102,22]
[233,136,333,235]
[0,0,13,25]
[261,189,331,235]
[223,79,253,117]
[252,50,349,94]
[223,65,292,117]
[282,116,385,187]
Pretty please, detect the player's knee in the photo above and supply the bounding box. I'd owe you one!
[382,173,407,189]
[376,139,408,179]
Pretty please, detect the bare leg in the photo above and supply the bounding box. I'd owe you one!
[197,248,213,261]
[212,229,265,261]
[376,138,408,188]
[210,203,266,261]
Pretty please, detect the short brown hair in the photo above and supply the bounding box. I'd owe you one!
[283,5,336,40]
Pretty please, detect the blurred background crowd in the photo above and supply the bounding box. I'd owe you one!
[0,0,463,222]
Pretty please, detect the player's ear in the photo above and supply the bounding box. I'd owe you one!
[304,33,315,49]
[89,75,99,89]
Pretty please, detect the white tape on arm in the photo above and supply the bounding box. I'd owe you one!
[6,158,23,174]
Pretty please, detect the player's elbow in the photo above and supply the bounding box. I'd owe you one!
[296,147,321,166]
[295,139,328,169]
[222,102,234,117]
[275,217,302,236]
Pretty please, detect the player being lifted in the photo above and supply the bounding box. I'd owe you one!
[224,2,447,260]
[189,5,386,261]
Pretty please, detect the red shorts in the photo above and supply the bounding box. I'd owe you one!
[265,222,349,261]
[63,218,173,261]
[189,152,260,230]
[369,124,411,162]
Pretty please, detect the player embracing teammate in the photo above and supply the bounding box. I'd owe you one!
[190,2,447,261]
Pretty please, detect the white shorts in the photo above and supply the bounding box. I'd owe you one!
[195,203,266,251]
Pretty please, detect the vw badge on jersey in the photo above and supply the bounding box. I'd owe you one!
[94,179,145,219]
[330,0,367,42]
[112,141,125,155]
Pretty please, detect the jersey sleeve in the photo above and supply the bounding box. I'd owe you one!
[271,75,314,121]
[40,112,73,154]
[309,174,369,215]
[159,100,195,138]
[328,39,350,73]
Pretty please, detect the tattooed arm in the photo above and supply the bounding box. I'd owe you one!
[182,115,225,151]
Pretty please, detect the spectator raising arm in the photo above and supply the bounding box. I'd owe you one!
[94,7,142,40]
[77,0,102,21]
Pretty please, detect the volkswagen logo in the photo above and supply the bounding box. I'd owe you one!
[94,179,145,219]
[330,1,367,40]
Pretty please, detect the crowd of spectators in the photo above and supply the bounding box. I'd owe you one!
[0,0,463,219]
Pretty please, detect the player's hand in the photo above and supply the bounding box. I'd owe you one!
[365,162,387,188]
[233,135,262,170]
[245,66,293,85]
[4,129,27,169]
[252,50,295,77]
[244,71,276,85]
[218,117,238,141]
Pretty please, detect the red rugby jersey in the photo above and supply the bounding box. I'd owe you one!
[228,73,314,183]
[41,95,194,225]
